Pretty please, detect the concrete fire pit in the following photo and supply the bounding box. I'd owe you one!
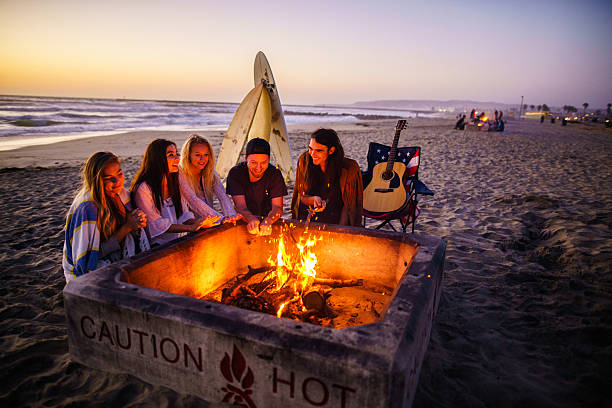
[64,221,445,408]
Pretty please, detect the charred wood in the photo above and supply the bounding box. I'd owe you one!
[313,278,363,288]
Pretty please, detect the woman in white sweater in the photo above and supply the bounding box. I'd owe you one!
[131,138,219,246]
[179,134,240,223]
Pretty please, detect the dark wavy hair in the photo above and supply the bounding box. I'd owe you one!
[130,139,183,217]
[304,128,345,190]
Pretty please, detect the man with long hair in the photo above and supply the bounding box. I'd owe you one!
[291,128,363,226]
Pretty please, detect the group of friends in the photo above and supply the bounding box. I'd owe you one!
[63,129,363,283]
[454,109,505,132]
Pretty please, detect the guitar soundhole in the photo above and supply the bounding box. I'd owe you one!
[382,171,393,181]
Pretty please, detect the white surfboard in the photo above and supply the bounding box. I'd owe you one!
[216,83,272,179]
[254,51,294,181]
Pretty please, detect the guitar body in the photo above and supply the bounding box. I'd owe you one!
[363,161,408,213]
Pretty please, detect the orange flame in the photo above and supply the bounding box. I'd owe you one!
[267,228,322,316]
[272,238,291,290]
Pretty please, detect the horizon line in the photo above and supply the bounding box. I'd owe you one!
[2,93,604,110]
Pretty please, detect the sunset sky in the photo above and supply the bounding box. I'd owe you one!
[1,0,611,107]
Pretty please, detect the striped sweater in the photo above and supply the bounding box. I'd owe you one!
[62,189,140,283]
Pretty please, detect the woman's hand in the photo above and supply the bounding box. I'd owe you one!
[222,213,243,225]
[126,209,147,231]
[187,216,222,231]
[198,215,222,229]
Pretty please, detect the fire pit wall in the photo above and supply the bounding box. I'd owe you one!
[64,221,446,408]
[123,222,416,316]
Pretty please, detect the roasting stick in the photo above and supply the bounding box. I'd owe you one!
[304,206,316,231]
[304,199,327,232]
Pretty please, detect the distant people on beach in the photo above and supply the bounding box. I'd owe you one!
[455,114,466,130]
[131,139,219,246]
[496,119,505,131]
[63,151,150,282]
[292,128,363,226]
[463,109,505,131]
[470,110,485,125]
[179,134,240,224]
[484,110,504,131]
[496,110,504,131]
[226,138,287,236]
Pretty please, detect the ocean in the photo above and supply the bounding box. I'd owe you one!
[0,95,434,151]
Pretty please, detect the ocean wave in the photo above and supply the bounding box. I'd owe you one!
[285,110,403,120]
[59,112,121,119]
[9,119,65,127]
[0,106,62,113]
[285,110,337,116]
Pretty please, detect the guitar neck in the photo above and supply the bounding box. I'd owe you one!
[385,129,402,172]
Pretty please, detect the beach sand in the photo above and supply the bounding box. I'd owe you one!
[1,118,610,407]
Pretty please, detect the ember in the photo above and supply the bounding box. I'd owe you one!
[199,225,388,328]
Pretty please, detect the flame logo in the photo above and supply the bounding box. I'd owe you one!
[220,345,257,408]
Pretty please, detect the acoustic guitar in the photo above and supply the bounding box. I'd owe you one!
[363,119,409,214]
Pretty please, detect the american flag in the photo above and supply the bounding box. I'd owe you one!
[365,142,420,178]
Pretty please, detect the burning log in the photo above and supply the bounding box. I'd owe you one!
[221,265,274,303]
[302,290,326,312]
[313,278,363,288]
[302,289,338,319]
[232,289,273,313]
[217,250,367,325]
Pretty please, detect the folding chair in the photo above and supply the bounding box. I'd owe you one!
[362,143,434,233]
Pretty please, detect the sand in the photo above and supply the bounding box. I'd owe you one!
[0,118,610,407]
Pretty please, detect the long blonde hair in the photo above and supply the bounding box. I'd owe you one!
[73,151,124,241]
[179,134,216,204]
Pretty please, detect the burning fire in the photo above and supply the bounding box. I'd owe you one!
[191,224,383,328]
[268,231,322,317]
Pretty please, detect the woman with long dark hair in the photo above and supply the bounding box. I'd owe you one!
[131,138,218,246]
[63,151,149,282]
[291,128,363,226]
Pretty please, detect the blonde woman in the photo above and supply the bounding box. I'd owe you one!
[179,134,240,223]
[63,151,149,282]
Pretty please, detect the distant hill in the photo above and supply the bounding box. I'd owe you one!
[350,99,519,113]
